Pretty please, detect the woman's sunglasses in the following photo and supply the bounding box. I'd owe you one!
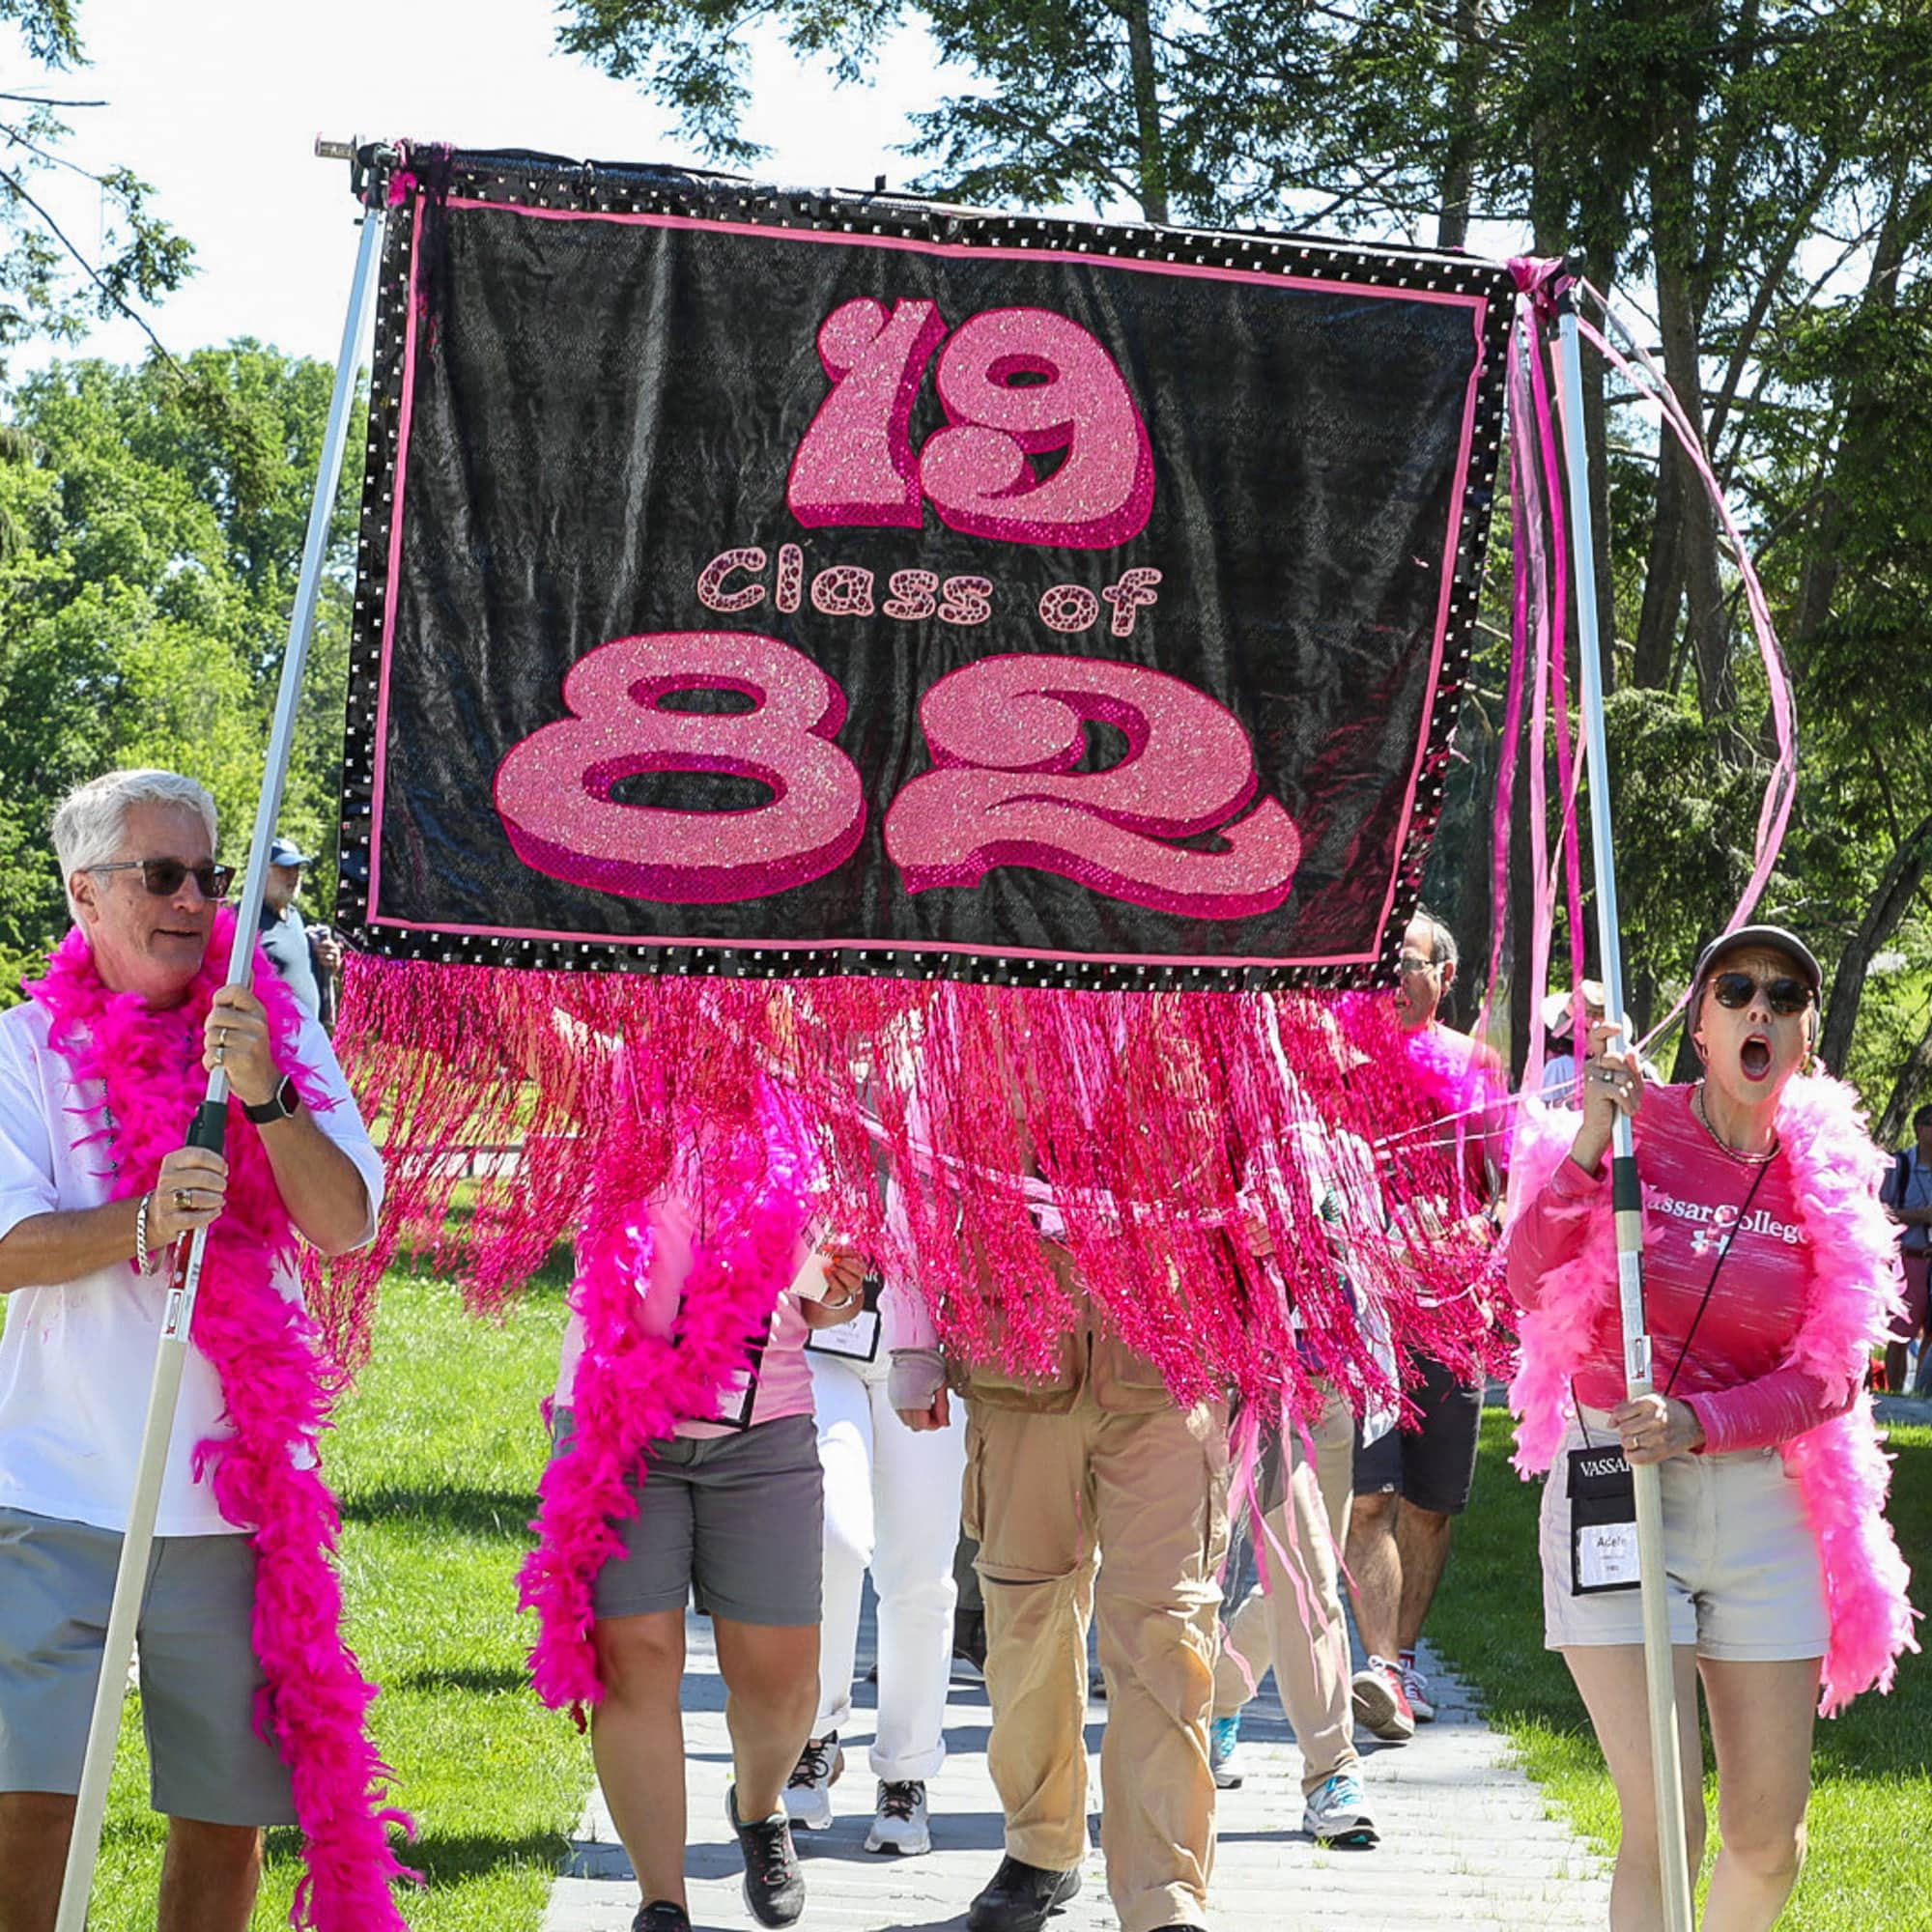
[87,858,235,899]
[1710,970,1812,1016]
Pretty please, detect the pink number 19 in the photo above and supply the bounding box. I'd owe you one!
[788,298,1154,549]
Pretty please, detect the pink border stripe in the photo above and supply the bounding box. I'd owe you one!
[366,195,425,923]
[366,197,1494,973]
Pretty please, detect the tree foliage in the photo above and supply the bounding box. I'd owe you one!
[0,345,361,999]
[562,0,1932,1122]
[1,1,192,368]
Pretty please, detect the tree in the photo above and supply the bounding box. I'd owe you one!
[1,1,192,367]
[0,345,362,999]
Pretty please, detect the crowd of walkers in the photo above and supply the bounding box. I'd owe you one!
[0,768,1916,1932]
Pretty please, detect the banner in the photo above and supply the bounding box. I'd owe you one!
[338,151,1512,988]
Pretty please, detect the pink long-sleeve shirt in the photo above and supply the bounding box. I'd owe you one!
[1504,1084,1855,1452]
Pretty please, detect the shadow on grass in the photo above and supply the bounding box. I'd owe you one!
[391,1663,532,1695]
[338,1482,536,1539]
[399,1827,576,1886]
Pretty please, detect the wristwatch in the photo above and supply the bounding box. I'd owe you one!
[242,1074,301,1125]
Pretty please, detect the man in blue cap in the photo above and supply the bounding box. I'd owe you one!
[257,838,340,1023]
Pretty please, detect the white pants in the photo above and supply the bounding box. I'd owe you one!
[810,1350,967,1780]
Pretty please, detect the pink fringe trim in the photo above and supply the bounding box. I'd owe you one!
[334,963,1514,1418]
[1504,1079,1918,1714]
[30,917,416,1927]
[517,1086,813,1712]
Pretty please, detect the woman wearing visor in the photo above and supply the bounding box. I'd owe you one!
[1504,924,1913,1932]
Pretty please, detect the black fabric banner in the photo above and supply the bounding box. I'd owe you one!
[338,151,1513,988]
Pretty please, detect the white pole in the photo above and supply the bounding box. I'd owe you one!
[1553,294,1696,1932]
[54,185,388,1932]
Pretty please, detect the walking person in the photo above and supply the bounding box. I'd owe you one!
[783,1272,968,1855]
[521,1067,870,1932]
[0,769,395,1932]
[1879,1103,1932,1395]
[1505,924,1914,1931]
[1347,909,1503,1741]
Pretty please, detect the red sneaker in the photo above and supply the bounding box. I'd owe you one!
[1350,1655,1416,1742]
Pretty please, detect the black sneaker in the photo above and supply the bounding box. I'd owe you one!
[966,1855,1081,1932]
[631,1906,691,1932]
[727,1785,806,1927]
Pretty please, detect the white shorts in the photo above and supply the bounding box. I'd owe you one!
[1539,1407,1828,1662]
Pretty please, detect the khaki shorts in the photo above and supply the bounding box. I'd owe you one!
[0,1507,295,1825]
[1539,1408,1828,1661]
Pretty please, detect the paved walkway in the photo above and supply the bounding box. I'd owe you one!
[541,1599,1610,1932]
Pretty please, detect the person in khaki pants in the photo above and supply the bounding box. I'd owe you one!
[895,1258,1229,1932]
[1210,1384,1378,1845]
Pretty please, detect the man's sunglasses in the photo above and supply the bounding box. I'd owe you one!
[87,858,235,899]
[1710,970,1812,1016]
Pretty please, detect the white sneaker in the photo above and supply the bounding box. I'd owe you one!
[866,1779,931,1855]
[1400,1660,1435,1723]
[1302,1769,1379,1848]
[782,1733,842,1831]
[1209,1714,1245,1789]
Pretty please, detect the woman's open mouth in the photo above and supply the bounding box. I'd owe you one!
[1740,1035,1773,1080]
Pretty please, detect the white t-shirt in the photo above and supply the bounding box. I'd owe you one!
[0,997,384,1535]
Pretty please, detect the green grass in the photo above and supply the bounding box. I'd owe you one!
[81,1255,593,1930]
[1433,1408,1932,1930]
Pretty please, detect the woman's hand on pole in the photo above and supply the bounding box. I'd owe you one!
[1570,1018,1645,1177]
[1608,1392,1705,1464]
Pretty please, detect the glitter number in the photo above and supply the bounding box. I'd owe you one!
[495,632,866,902]
[919,310,1155,549]
[883,654,1300,917]
[787,299,1153,547]
[787,298,948,528]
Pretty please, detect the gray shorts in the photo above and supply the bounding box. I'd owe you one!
[0,1507,296,1825]
[554,1412,824,1627]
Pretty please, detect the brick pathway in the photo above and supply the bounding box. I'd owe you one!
[541,1601,1610,1932]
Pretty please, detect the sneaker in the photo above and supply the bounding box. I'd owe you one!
[631,1906,691,1932]
[966,1855,1081,1932]
[782,1731,843,1831]
[1399,1659,1436,1723]
[866,1778,931,1855]
[1302,1769,1379,1847]
[1350,1656,1416,1742]
[1209,1713,1245,1789]
[727,1786,806,1927]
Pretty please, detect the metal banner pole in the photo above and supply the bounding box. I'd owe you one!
[1553,287,1696,1932]
[54,171,387,1932]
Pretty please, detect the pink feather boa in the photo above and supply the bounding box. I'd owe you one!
[1505,1076,1918,1715]
[29,915,414,1928]
[517,1084,813,1715]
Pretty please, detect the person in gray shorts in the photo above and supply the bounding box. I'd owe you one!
[0,770,384,1932]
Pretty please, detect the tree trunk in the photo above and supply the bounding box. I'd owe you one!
[1818,810,1932,1075]
[1878,1009,1932,1149]
[1121,0,1169,225]
[1434,0,1481,251]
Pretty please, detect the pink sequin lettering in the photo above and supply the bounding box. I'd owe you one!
[919,309,1155,549]
[938,576,993,626]
[884,569,939,621]
[810,564,876,616]
[1102,567,1162,637]
[884,654,1300,918]
[1038,583,1100,633]
[496,632,865,902]
[787,298,949,528]
[776,543,804,613]
[696,547,767,613]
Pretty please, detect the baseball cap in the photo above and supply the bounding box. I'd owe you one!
[268,837,315,867]
[1689,924,1822,1007]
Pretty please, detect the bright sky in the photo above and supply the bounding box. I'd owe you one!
[10,0,951,376]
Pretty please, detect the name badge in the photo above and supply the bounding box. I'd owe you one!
[1566,1443,1639,1595]
[807,1271,884,1363]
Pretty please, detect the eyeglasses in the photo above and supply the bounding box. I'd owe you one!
[1710,970,1812,1016]
[1397,953,1441,977]
[87,858,234,900]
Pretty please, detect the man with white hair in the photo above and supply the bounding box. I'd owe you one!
[0,770,389,1932]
